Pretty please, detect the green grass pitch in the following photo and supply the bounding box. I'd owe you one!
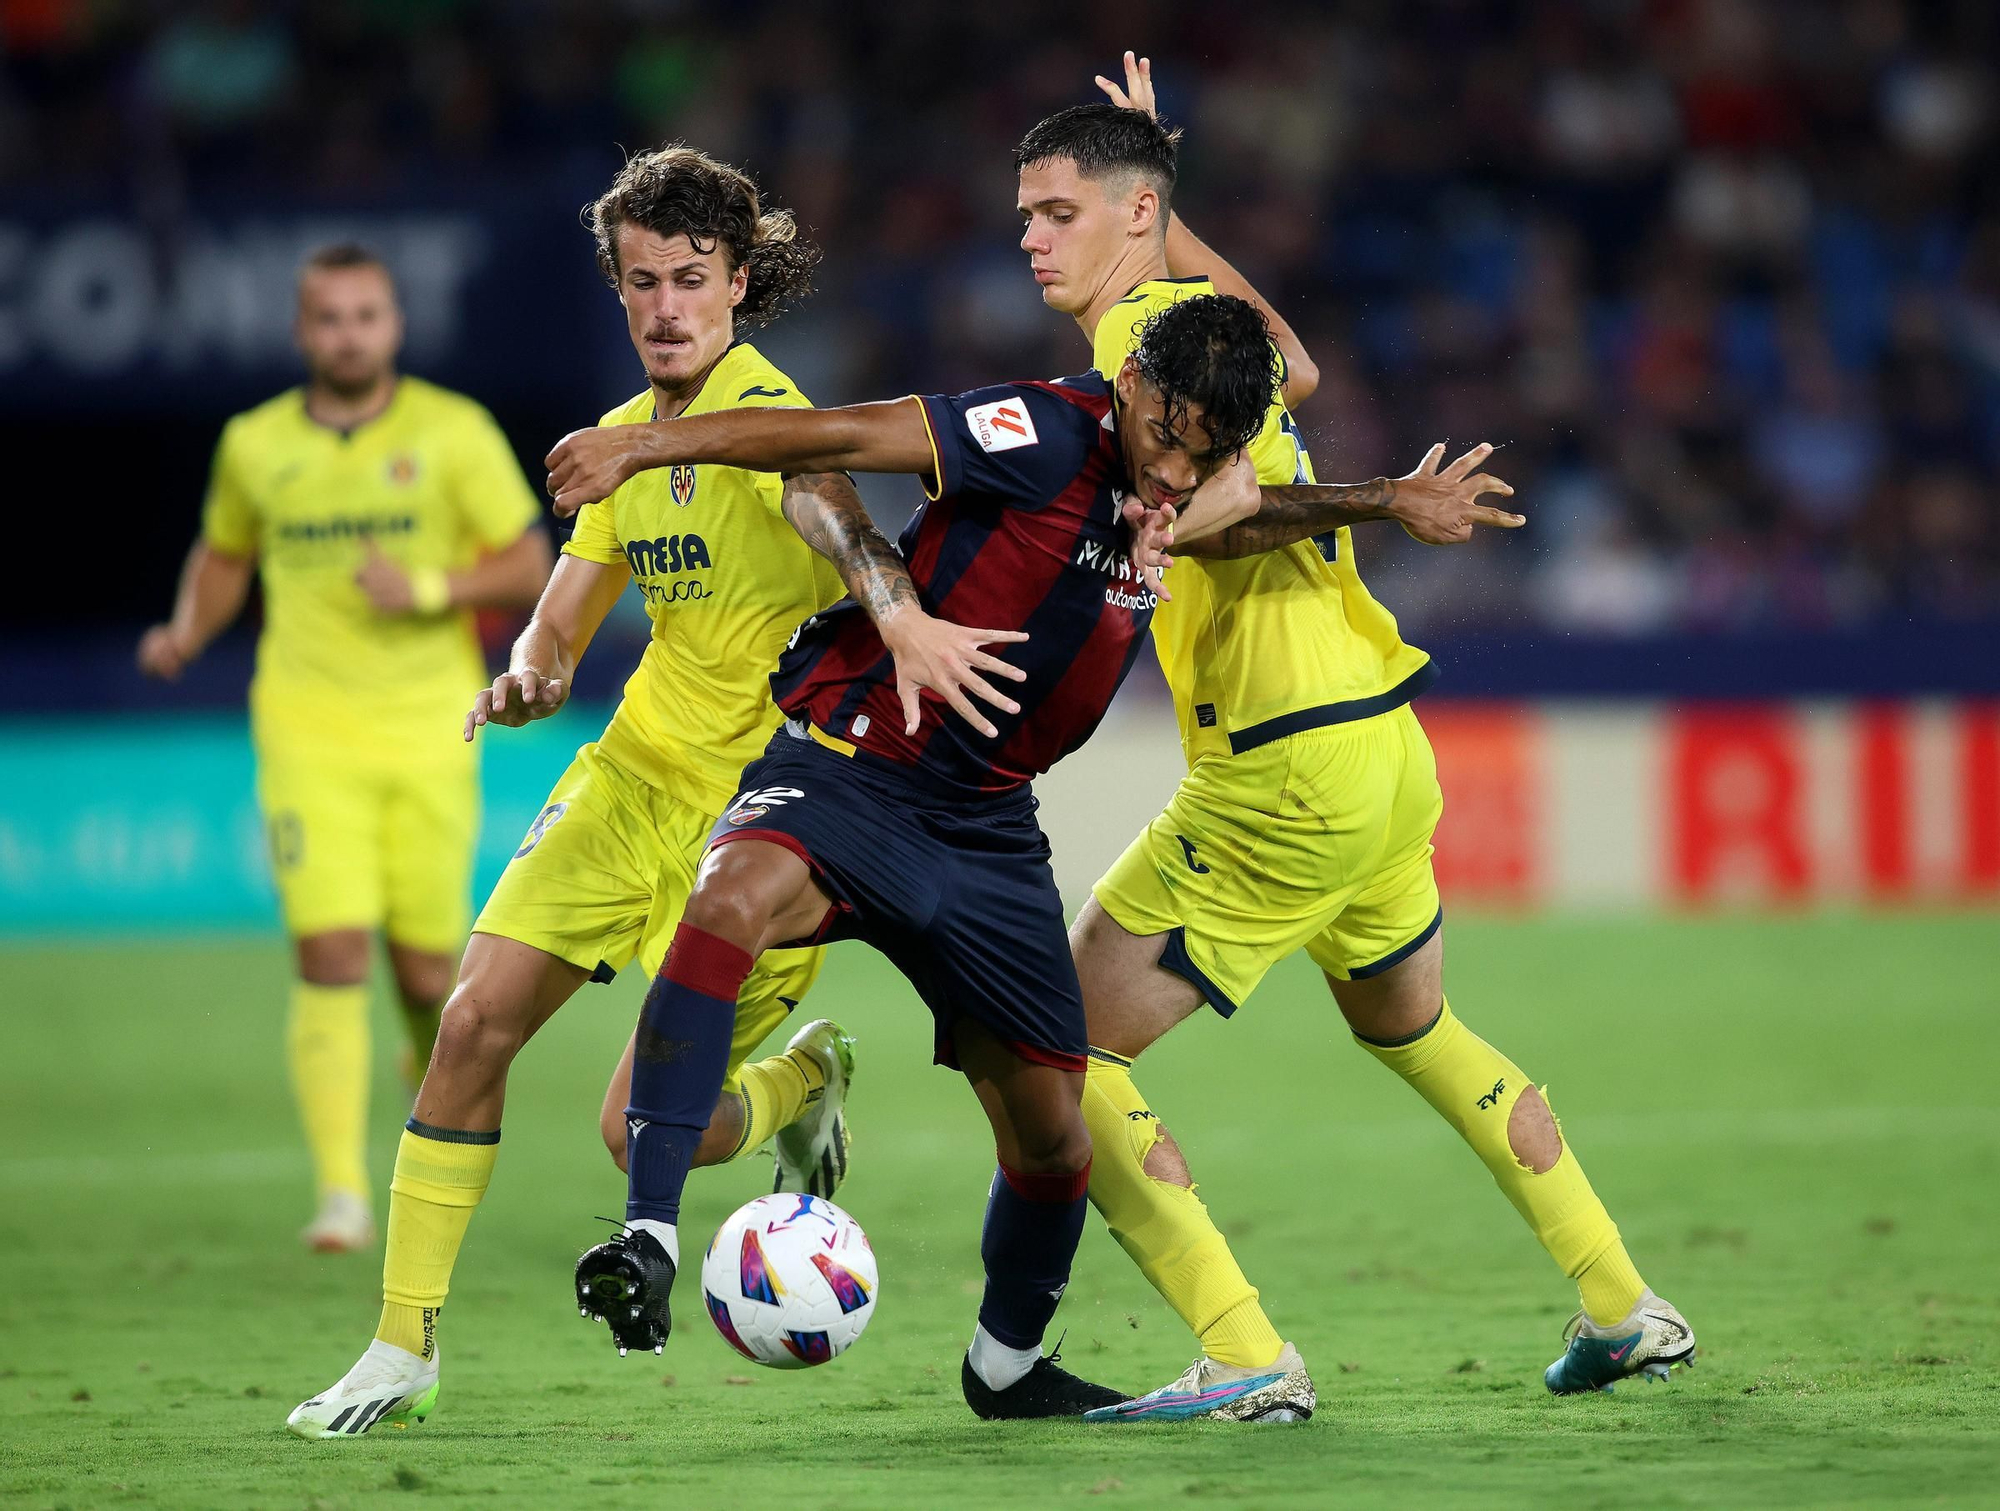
[2,914,1996,1509]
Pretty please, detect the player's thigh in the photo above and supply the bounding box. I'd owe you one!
[1068,895,1204,1060]
[910,800,1091,1077]
[417,929,590,1118]
[631,788,827,1090]
[382,751,480,956]
[474,745,660,979]
[1305,706,1447,1039]
[1091,734,1384,1019]
[255,740,385,938]
[616,791,820,1095]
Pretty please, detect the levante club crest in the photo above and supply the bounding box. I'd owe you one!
[670,464,697,506]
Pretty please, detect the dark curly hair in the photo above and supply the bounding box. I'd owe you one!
[584,146,819,330]
[1131,295,1277,458]
[1015,103,1179,213]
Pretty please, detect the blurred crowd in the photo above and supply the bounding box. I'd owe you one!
[5,0,1998,635]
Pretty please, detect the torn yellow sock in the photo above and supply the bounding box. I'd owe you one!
[1083,1051,1284,1370]
[1355,997,1645,1326]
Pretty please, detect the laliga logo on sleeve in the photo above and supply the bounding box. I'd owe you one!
[670,464,698,506]
[966,399,1039,453]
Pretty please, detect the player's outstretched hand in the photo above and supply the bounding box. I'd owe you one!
[136,624,193,681]
[879,610,1030,740]
[1095,51,1157,118]
[1389,442,1523,545]
[1122,496,1177,603]
[465,668,568,742]
[545,427,643,517]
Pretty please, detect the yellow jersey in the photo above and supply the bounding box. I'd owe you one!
[201,376,541,749]
[1093,279,1433,763]
[562,343,845,816]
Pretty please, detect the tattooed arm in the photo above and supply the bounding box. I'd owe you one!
[1181,442,1524,560]
[779,470,922,626]
[778,471,1028,740]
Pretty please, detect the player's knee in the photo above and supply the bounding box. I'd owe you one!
[1009,1110,1093,1177]
[680,872,775,953]
[392,955,453,1012]
[1508,1085,1562,1175]
[295,929,369,986]
[433,987,530,1074]
[1141,1123,1193,1188]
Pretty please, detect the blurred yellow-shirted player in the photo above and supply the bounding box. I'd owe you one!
[289,148,872,1438]
[138,244,552,1253]
[1014,63,1692,1422]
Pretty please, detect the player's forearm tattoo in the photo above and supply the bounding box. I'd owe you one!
[1185,478,1398,559]
[782,472,922,624]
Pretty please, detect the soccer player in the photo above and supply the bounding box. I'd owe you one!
[138,243,551,1255]
[544,294,1274,1418]
[285,147,967,1440]
[1020,62,1696,1418]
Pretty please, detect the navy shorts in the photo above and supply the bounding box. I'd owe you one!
[707,724,1086,1074]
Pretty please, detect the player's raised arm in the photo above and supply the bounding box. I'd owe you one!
[543,399,937,518]
[136,540,255,681]
[465,552,626,741]
[779,471,1029,741]
[1180,442,1523,560]
[1096,52,1320,408]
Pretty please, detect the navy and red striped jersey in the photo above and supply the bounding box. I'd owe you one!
[769,373,1156,794]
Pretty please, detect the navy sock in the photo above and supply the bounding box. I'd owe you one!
[624,922,752,1227]
[976,1160,1090,1350]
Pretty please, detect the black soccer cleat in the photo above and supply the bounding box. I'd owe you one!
[961,1350,1128,1420]
[574,1228,675,1357]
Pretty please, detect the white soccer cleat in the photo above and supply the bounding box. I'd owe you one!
[301,1190,376,1254]
[286,1340,439,1438]
[772,1019,856,1199]
[1084,1342,1316,1423]
[1545,1290,1697,1394]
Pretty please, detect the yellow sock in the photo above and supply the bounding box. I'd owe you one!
[1083,1051,1285,1369]
[376,1123,498,1359]
[724,1046,826,1160]
[288,981,372,1202]
[1355,998,1646,1326]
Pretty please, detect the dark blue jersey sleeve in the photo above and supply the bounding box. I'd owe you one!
[916,379,1102,510]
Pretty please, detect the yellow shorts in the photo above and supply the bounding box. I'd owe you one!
[255,732,477,952]
[474,743,823,1085]
[1092,703,1443,1014]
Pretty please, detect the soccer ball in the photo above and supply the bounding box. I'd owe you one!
[700,1193,878,1369]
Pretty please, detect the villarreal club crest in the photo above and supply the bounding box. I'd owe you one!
[669,463,697,507]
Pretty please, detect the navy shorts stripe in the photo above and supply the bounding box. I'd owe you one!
[1346,908,1444,981]
[1227,661,1438,754]
[1158,926,1242,1019]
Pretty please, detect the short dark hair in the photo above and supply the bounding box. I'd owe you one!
[1014,103,1179,211]
[584,145,820,330]
[1131,295,1276,458]
[300,242,391,286]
